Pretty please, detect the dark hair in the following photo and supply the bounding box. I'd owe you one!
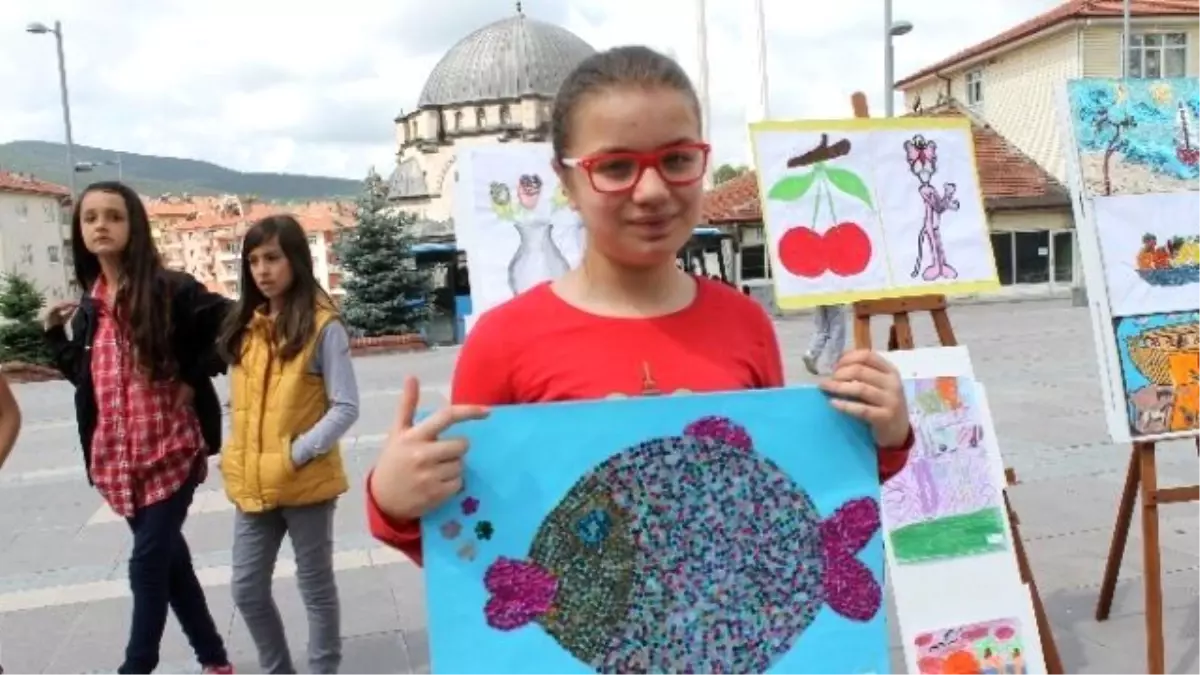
[551,45,702,161]
[218,215,336,364]
[71,180,176,381]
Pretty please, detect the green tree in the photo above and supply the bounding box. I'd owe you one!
[713,163,749,185]
[335,170,434,337]
[0,273,51,365]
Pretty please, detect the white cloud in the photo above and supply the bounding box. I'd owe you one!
[0,0,1063,180]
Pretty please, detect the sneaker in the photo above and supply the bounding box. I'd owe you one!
[202,665,234,674]
[802,353,819,376]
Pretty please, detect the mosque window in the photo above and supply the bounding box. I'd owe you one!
[499,104,511,125]
[454,110,463,129]
[476,107,487,127]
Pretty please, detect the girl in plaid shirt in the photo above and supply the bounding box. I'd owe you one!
[44,182,235,675]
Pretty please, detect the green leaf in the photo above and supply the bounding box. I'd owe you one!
[768,171,817,201]
[825,166,873,208]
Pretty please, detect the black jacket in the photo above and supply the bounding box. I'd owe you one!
[45,270,233,485]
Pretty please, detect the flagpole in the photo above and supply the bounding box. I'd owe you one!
[696,0,713,188]
[750,0,770,121]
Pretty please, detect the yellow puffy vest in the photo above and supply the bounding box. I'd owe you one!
[221,304,349,512]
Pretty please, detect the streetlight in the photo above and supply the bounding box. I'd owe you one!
[75,157,123,182]
[883,0,914,118]
[26,20,77,199]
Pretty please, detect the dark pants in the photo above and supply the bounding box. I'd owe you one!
[119,469,228,674]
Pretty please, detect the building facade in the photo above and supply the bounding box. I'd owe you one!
[0,171,72,302]
[385,8,596,239]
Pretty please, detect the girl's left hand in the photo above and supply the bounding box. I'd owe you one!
[173,383,195,410]
[818,349,911,448]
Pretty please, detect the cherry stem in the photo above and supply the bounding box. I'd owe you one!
[822,175,839,226]
[810,172,822,229]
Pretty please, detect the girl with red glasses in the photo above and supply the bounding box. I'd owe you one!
[365,46,914,565]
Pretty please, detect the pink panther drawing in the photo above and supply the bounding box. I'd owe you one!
[904,135,960,281]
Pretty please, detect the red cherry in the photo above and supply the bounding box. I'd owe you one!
[778,226,827,278]
[825,221,872,277]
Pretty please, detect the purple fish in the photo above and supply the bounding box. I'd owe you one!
[482,415,882,674]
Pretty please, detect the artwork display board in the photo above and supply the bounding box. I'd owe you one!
[1058,77,1200,443]
[881,346,1046,675]
[453,144,584,329]
[748,116,1000,309]
[419,388,889,674]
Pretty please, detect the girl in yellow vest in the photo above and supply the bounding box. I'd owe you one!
[217,215,360,674]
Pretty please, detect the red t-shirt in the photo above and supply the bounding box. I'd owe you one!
[366,278,911,564]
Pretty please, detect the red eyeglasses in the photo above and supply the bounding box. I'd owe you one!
[560,142,712,194]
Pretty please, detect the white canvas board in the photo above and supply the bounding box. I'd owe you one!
[899,584,1047,675]
[749,118,999,310]
[452,144,584,328]
[1093,191,1200,317]
[1056,82,1132,443]
[878,347,1027,659]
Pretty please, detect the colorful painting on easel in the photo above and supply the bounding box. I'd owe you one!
[750,117,999,309]
[1115,310,1200,437]
[1067,77,1200,197]
[454,144,584,330]
[882,376,1008,564]
[420,389,888,674]
[914,617,1029,674]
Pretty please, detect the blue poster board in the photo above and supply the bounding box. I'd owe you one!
[420,387,888,674]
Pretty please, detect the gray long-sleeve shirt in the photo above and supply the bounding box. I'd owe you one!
[290,320,360,467]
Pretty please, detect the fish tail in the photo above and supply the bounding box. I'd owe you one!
[483,557,558,631]
[819,497,881,557]
[683,416,752,452]
[823,554,883,622]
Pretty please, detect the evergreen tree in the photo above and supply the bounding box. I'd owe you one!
[0,273,52,365]
[335,170,434,337]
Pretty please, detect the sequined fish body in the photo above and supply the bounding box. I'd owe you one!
[483,416,882,674]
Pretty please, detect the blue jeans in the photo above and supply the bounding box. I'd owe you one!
[119,467,228,674]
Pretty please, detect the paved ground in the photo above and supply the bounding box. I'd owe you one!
[0,298,1196,674]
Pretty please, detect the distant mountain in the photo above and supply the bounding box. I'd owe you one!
[0,140,363,201]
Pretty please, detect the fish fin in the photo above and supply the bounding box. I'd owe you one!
[683,416,752,452]
[820,496,880,558]
[483,557,558,631]
[822,553,882,622]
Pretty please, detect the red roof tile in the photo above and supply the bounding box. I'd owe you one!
[896,0,1199,88]
[0,171,70,198]
[702,104,1068,224]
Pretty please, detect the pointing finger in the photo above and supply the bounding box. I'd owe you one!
[408,404,491,441]
[395,376,420,432]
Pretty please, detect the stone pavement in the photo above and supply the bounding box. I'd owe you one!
[0,299,1196,674]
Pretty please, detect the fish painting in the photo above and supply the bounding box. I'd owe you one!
[480,415,882,674]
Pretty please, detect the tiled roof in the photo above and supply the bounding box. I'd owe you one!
[895,0,1199,88]
[0,171,70,198]
[702,102,1068,224]
[152,198,355,235]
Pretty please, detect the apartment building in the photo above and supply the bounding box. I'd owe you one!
[0,171,72,302]
[147,195,352,299]
[893,0,1198,291]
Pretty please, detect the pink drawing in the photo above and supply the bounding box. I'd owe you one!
[904,135,961,281]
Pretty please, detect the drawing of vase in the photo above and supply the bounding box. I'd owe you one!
[508,217,570,295]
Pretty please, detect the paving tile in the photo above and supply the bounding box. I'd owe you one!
[0,604,86,673]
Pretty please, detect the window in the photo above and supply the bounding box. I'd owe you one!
[454,110,463,129]
[42,202,56,221]
[476,107,486,127]
[499,105,511,125]
[1127,32,1188,79]
[990,233,1014,286]
[409,121,418,140]
[965,69,984,106]
[307,234,319,248]
[740,245,769,280]
[1053,231,1074,284]
[15,201,28,218]
[47,245,59,263]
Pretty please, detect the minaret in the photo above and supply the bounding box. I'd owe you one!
[747,0,769,163]
[695,0,713,188]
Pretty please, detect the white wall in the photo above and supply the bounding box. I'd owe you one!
[0,191,71,302]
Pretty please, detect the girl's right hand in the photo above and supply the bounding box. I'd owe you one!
[43,301,79,330]
[369,376,490,523]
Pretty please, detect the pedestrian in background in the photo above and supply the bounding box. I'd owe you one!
[803,304,848,376]
[218,215,359,675]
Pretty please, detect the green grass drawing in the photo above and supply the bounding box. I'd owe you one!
[888,506,1008,563]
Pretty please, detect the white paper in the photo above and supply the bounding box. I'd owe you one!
[900,585,1047,675]
[750,120,999,309]
[452,144,584,328]
[1093,191,1200,317]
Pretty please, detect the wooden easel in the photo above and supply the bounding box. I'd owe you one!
[847,92,1064,674]
[1095,437,1200,674]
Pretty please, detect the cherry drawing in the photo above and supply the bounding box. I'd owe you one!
[767,134,874,279]
[904,135,960,281]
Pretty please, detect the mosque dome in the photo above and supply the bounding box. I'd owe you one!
[417,11,596,107]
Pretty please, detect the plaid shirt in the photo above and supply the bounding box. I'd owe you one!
[89,278,207,518]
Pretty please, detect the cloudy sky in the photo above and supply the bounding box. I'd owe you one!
[0,0,1063,180]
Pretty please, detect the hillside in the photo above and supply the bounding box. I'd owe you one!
[0,140,363,200]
